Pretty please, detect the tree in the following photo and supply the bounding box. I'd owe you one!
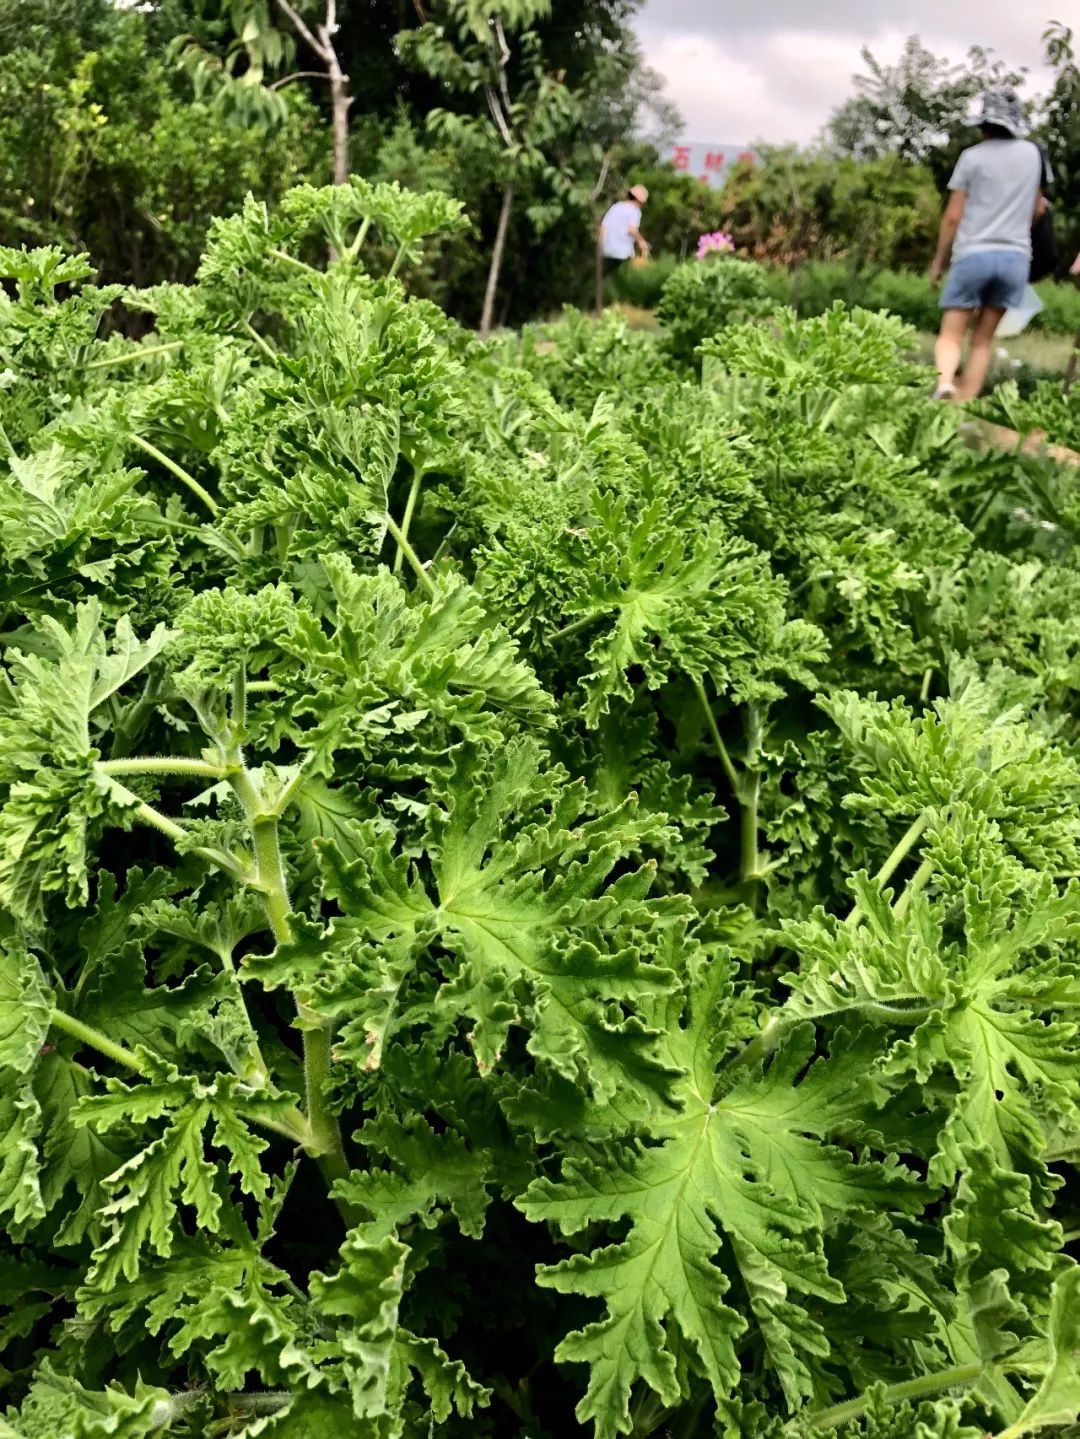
[173,0,353,182]
[830,36,1028,188]
[718,148,940,273]
[1038,21,1080,271]
[398,0,582,337]
[0,0,322,288]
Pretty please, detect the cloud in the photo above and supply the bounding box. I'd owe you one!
[636,5,1057,145]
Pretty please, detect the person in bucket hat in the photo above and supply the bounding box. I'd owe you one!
[599,184,651,276]
[928,87,1050,401]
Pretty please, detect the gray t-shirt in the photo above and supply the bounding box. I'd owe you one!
[948,138,1046,260]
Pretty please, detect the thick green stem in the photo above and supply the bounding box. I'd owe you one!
[740,705,763,910]
[392,466,425,577]
[48,1009,306,1145]
[99,773,245,878]
[387,241,409,279]
[692,676,740,793]
[718,1012,789,1090]
[85,340,184,371]
[799,1361,983,1432]
[49,1009,147,1074]
[269,246,319,274]
[383,511,436,596]
[845,809,932,929]
[241,789,357,1223]
[694,679,762,905]
[894,854,934,919]
[553,612,602,643]
[242,319,278,364]
[231,668,247,740]
[98,757,225,780]
[920,666,934,703]
[129,435,219,516]
[346,216,372,260]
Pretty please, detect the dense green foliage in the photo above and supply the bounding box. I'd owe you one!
[655,256,775,368]
[0,0,325,287]
[648,258,1080,337]
[1,184,1080,1439]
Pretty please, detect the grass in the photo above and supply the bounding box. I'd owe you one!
[916,328,1077,380]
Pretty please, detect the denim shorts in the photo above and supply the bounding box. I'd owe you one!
[940,249,1029,311]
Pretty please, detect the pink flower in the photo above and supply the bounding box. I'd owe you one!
[695,231,736,259]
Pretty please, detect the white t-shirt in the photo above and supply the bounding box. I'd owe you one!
[948,139,1046,260]
[601,200,641,260]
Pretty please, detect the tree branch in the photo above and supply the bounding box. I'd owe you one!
[589,149,613,204]
[274,0,328,61]
[483,82,515,149]
[269,69,332,90]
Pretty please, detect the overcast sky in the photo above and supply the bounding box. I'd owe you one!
[635,2,1071,145]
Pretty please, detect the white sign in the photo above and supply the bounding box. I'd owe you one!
[660,142,759,191]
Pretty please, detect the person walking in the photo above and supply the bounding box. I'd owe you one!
[929,89,1048,402]
[599,185,650,277]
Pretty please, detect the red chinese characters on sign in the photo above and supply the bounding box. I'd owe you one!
[661,143,758,190]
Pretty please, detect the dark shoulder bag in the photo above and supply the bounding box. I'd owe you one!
[1030,144,1058,283]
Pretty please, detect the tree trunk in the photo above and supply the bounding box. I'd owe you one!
[480,180,514,339]
[279,0,351,186]
[1063,328,1080,398]
[593,213,604,316]
[325,50,352,184]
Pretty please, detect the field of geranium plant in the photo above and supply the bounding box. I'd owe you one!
[1,183,1079,1439]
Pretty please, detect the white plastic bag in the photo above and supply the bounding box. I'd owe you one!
[997,284,1044,338]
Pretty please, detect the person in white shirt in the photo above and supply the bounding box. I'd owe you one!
[930,89,1048,401]
[599,185,650,275]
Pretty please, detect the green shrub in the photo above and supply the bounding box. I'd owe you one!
[862,269,941,330]
[656,255,774,368]
[607,252,678,309]
[701,301,924,393]
[755,263,1080,336]
[519,305,672,408]
[1034,279,1080,334]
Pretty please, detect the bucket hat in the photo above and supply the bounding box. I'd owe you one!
[968,88,1028,137]
[628,184,649,203]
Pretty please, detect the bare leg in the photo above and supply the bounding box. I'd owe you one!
[956,305,1006,401]
[934,308,971,392]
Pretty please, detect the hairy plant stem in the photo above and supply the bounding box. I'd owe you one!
[84,340,184,371]
[241,318,278,364]
[693,678,762,908]
[722,809,938,1083]
[797,1360,983,1431]
[383,511,435,596]
[49,1009,146,1074]
[229,765,358,1224]
[894,854,934,918]
[392,465,425,576]
[269,246,319,274]
[845,808,933,929]
[46,1009,308,1146]
[128,435,219,516]
[553,612,601,643]
[96,773,245,878]
[98,757,225,780]
[107,673,165,759]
